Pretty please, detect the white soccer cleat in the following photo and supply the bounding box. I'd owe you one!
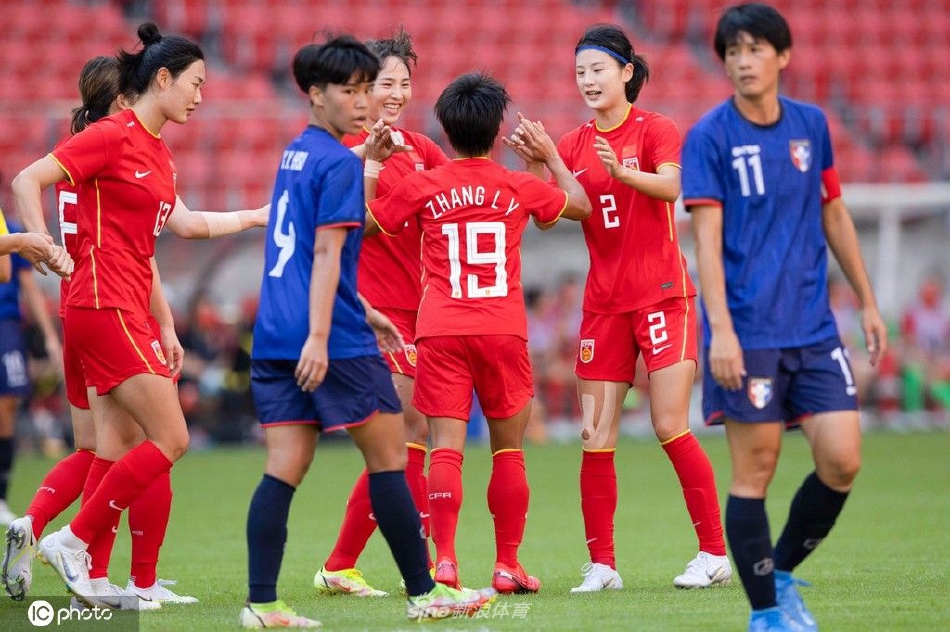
[0,501,17,527]
[240,600,322,628]
[89,579,162,611]
[3,516,35,600]
[570,562,624,593]
[673,551,732,588]
[125,578,198,605]
[37,527,95,607]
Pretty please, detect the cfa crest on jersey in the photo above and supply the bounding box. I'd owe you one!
[151,340,167,366]
[789,140,811,172]
[748,377,773,409]
[404,344,418,367]
[622,156,639,171]
[579,339,595,363]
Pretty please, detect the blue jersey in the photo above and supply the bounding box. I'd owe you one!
[682,96,839,349]
[252,126,378,361]
[0,220,33,322]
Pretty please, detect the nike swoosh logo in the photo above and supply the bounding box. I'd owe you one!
[109,500,125,511]
[62,555,78,582]
[419,512,430,519]
[653,344,672,355]
[586,538,597,544]
[572,168,588,177]
[134,170,152,178]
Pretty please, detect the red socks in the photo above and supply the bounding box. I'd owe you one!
[405,444,430,538]
[324,470,375,571]
[487,449,529,568]
[427,448,463,564]
[82,457,118,580]
[70,441,172,545]
[661,431,726,556]
[26,449,95,539]
[580,449,617,569]
[129,470,172,588]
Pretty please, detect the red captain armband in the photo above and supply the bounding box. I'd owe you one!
[821,167,842,204]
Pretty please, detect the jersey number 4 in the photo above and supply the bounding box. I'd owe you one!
[441,221,507,299]
[269,190,295,278]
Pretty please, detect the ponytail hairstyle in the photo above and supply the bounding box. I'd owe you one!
[117,22,204,99]
[70,56,120,134]
[365,27,418,76]
[575,24,649,103]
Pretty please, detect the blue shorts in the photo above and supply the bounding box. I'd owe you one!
[0,319,30,397]
[703,336,858,428]
[251,355,401,432]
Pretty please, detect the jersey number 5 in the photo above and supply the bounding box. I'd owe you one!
[58,190,78,245]
[441,221,507,299]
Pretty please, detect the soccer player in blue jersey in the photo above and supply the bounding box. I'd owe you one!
[682,4,888,631]
[241,35,492,627]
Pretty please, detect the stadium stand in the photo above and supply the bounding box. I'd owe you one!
[0,0,946,207]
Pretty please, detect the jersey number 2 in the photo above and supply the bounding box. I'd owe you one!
[441,221,507,299]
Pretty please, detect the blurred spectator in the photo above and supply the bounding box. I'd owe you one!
[899,269,950,418]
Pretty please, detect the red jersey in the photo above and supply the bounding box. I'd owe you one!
[557,105,695,314]
[51,109,176,314]
[369,158,568,340]
[53,138,81,318]
[345,127,448,310]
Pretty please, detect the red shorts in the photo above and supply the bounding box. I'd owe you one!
[61,316,89,410]
[574,296,698,383]
[380,308,418,378]
[64,306,171,396]
[413,334,533,420]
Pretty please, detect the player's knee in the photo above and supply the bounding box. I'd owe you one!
[820,452,861,489]
[404,416,429,446]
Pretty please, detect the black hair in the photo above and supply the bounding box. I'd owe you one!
[434,72,510,157]
[365,27,417,76]
[71,56,120,134]
[292,34,380,94]
[714,3,792,60]
[117,22,204,98]
[575,24,649,103]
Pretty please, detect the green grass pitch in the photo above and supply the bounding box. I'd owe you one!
[2,431,947,630]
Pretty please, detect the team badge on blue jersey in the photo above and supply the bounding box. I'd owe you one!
[580,339,595,363]
[789,140,811,172]
[748,377,773,409]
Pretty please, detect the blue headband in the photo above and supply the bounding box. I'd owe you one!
[575,45,630,66]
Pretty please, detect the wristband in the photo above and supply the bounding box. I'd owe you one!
[364,159,382,179]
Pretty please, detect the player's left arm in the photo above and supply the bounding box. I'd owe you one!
[17,266,62,371]
[148,257,183,376]
[296,226,346,392]
[822,195,888,365]
[596,137,681,202]
[165,196,270,239]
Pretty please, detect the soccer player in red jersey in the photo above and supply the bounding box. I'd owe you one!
[315,29,448,597]
[10,23,206,607]
[510,24,731,592]
[368,73,591,594]
[3,54,267,606]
